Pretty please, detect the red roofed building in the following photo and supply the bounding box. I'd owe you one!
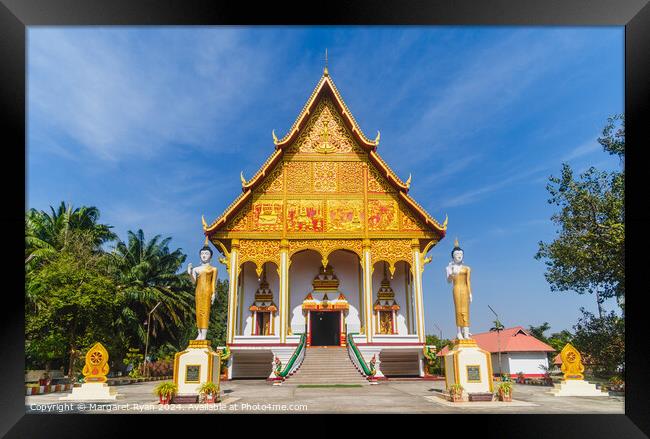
[438,326,555,378]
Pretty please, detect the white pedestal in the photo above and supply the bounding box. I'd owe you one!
[444,339,494,395]
[549,380,609,397]
[173,340,221,398]
[59,383,120,401]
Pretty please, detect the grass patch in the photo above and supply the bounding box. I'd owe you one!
[297,384,363,388]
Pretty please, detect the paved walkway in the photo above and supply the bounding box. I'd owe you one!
[25,380,624,414]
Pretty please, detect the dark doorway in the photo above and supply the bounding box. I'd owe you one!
[310,311,340,346]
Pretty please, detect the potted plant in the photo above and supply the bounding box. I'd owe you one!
[198,382,220,403]
[448,383,464,402]
[497,381,513,402]
[153,381,177,405]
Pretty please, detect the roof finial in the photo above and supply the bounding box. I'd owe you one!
[323,48,329,76]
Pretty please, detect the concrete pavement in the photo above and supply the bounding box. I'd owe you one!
[25,379,624,414]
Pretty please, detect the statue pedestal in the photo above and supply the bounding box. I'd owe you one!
[549,380,608,397]
[443,339,494,397]
[60,382,120,401]
[173,340,221,403]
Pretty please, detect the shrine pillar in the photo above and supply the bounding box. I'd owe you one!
[278,239,290,343]
[226,239,240,344]
[362,239,374,343]
[411,239,425,343]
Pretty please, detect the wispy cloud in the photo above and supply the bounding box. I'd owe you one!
[28,28,278,163]
[438,165,549,208]
[561,137,600,161]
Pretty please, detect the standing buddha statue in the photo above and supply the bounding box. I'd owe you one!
[445,238,473,340]
[187,239,218,340]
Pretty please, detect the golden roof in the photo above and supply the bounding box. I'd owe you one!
[203,70,447,236]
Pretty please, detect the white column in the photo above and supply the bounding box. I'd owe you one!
[226,239,240,345]
[279,239,290,344]
[362,239,374,343]
[411,239,426,343]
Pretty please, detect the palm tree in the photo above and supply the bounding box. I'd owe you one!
[490,319,505,332]
[25,202,116,268]
[25,202,117,312]
[109,230,194,350]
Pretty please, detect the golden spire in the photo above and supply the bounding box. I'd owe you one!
[323,48,329,76]
[204,236,210,247]
[201,215,208,230]
[454,237,459,247]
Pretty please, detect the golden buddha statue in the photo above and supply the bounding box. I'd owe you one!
[187,240,218,340]
[446,238,473,340]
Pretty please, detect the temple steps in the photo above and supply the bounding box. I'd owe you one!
[284,347,368,385]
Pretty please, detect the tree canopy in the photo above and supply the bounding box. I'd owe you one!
[535,115,624,316]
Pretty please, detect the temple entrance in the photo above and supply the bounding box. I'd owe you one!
[310,311,341,346]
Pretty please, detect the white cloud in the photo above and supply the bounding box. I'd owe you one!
[28,28,277,162]
[561,138,600,161]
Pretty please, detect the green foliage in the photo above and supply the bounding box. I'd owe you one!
[153,381,177,398]
[198,382,219,396]
[449,383,463,396]
[25,202,117,272]
[25,229,120,376]
[123,348,144,378]
[424,334,452,375]
[535,115,624,315]
[25,202,197,378]
[497,381,513,395]
[528,322,551,343]
[108,229,194,351]
[572,308,624,378]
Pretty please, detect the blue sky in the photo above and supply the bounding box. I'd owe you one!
[27,26,624,340]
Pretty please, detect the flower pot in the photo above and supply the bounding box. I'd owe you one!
[159,395,171,405]
[498,391,512,402]
[205,394,215,404]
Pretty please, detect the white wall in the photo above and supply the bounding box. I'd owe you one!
[490,352,549,376]
[288,249,362,334]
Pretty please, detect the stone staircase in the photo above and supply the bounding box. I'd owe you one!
[286,347,368,385]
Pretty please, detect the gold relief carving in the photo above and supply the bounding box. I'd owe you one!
[326,200,364,232]
[313,162,338,192]
[367,199,398,231]
[367,164,394,193]
[238,240,281,277]
[287,98,364,155]
[251,200,283,231]
[286,200,324,232]
[400,205,426,231]
[338,162,364,193]
[370,239,412,277]
[255,163,284,194]
[285,161,312,193]
[288,239,363,265]
[224,201,250,231]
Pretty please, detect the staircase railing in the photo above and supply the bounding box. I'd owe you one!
[347,333,376,378]
[274,333,307,379]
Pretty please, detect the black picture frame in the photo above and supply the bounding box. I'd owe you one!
[2,0,648,436]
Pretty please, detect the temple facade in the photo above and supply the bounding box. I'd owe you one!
[203,68,447,380]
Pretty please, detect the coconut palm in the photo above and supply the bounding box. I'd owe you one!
[109,229,194,349]
[25,202,116,268]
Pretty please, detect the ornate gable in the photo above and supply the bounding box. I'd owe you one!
[205,70,447,239]
[286,98,365,155]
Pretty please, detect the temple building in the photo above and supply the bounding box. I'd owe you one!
[203,66,447,381]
